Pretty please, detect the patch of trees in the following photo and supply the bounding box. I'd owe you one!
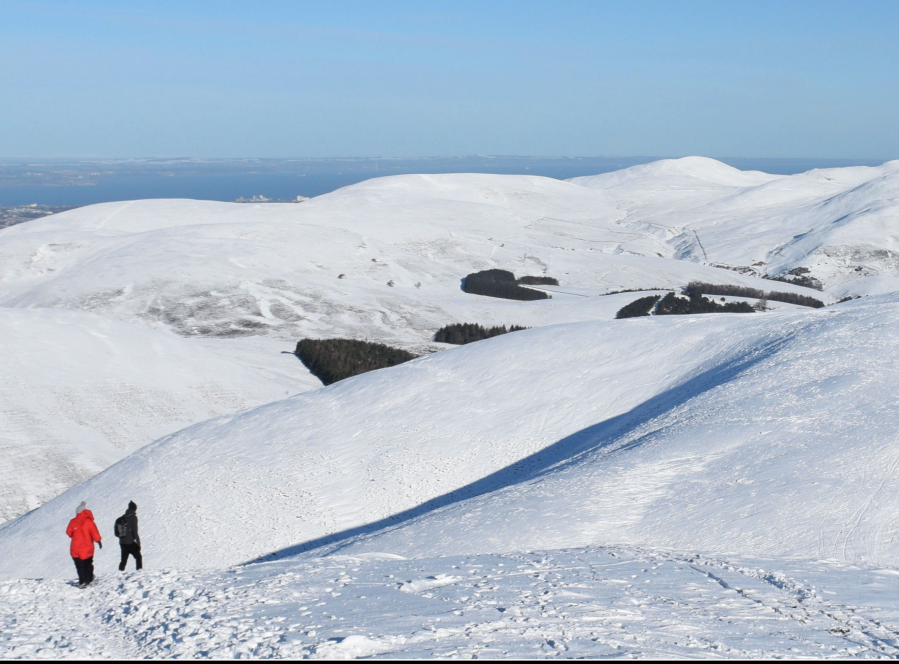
[462,269,551,301]
[615,295,662,319]
[604,287,668,296]
[517,275,559,286]
[655,291,754,315]
[294,338,416,386]
[685,281,825,309]
[433,323,528,345]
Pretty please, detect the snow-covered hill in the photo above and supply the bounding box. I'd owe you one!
[3,293,899,581]
[0,173,830,349]
[1,157,897,523]
[0,160,842,521]
[319,294,899,564]
[0,308,316,523]
[3,158,897,354]
[573,157,899,295]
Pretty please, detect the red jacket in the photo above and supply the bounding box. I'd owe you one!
[66,510,101,559]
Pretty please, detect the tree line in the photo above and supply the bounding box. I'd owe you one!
[656,291,754,315]
[463,269,551,301]
[685,281,824,308]
[616,290,756,318]
[294,338,417,386]
[434,322,528,345]
[517,275,559,286]
[615,295,662,319]
[766,267,823,291]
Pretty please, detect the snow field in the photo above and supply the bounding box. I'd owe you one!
[318,294,899,566]
[0,161,845,522]
[2,546,899,659]
[1,156,870,521]
[0,160,852,352]
[0,308,316,523]
[2,157,899,658]
[4,294,899,582]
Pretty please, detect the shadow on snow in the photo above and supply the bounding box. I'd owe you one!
[243,334,790,565]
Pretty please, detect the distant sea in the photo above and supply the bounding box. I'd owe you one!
[0,156,887,207]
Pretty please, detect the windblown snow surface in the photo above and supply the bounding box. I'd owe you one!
[3,158,899,658]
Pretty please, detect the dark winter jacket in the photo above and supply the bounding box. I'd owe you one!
[66,510,101,559]
[117,509,140,547]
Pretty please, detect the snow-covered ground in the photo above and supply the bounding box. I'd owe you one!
[0,308,316,523]
[0,179,830,349]
[0,159,843,521]
[2,157,899,658]
[3,546,899,659]
[3,293,899,579]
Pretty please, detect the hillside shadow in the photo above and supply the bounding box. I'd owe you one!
[243,335,789,565]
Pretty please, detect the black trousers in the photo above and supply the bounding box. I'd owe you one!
[119,542,143,571]
[73,556,94,585]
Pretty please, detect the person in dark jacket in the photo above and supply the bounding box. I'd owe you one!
[116,500,142,571]
[66,501,102,588]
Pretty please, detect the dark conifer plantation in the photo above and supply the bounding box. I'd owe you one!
[685,281,824,308]
[655,291,754,315]
[616,291,756,318]
[615,295,662,319]
[434,323,528,345]
[517,276,560,286]
[463,269,550,301]
[294,338,417,386]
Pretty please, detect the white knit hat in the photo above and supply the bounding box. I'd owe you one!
[75,501,87,515]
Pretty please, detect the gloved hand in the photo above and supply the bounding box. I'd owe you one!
[97,541,103,549]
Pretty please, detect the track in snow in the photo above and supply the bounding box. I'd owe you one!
[2,546,899,659]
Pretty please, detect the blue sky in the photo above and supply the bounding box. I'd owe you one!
[1,0,897,159]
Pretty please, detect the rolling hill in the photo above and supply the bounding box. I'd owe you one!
[3,157,899,658]
[2,294,897,580]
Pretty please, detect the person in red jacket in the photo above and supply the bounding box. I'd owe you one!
[66,501,102,588]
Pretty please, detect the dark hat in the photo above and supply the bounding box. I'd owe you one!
[128,500,137,511]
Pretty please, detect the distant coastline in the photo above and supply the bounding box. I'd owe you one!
[0,156,887,208]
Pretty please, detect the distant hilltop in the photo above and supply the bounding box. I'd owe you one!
[234,194,309,203]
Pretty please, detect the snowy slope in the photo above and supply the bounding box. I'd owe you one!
[3,295,899,580]
[0,156,895,555]
[0,173,743,523]
[0,308,316,523]
[4,546,899,659]
[0,170,835,352]
[573,158,899,295]
[3,157,896,361]
[319,294,899,564]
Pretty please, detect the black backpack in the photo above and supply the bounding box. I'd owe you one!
[114,515,131,539]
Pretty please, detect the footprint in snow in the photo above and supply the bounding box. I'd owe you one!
[398,574,463,594]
